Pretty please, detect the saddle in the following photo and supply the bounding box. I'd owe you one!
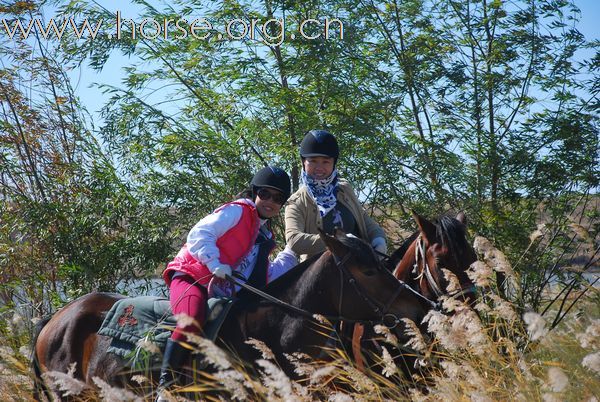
[98,296,234,368]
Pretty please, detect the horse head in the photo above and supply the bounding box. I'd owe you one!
[318,228,429,329]
[393,211,478,305]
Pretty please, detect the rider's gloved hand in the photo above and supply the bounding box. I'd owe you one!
[371,237,387,254]
[212,263,231,279]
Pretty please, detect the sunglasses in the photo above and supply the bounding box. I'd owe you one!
[256,188,286,205]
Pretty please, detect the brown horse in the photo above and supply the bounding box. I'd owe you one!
[351,212,478,376]
[390,212,478,305]
[33,230,432,399]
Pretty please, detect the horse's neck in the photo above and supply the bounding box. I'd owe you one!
[393,243,417,283]
[263,254,339,357]
[271,253,338,315]
[394,242,438,299]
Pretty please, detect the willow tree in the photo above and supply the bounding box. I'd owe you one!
[338,0,598,302]
[49,0,407,234]
[0,1,173,308]
[34,0,598,304]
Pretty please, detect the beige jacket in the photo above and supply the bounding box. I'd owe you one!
[284,179,386,261]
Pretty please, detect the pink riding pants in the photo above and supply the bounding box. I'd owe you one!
[168,274,208,342]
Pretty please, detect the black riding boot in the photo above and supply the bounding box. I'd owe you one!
[156,338,189,401]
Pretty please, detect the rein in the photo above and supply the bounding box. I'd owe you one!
[226,251,428,327]
[333,253,405,328]
[227,273,379,325]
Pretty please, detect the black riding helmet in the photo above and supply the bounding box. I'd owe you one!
[251,166,292,204]
[299,130,339,160]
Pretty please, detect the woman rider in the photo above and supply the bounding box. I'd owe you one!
[158,166,296,399]
[285,129,387,261]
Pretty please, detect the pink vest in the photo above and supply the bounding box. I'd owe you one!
[163,200,260,286]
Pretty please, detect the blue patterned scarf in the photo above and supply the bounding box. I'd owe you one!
[302,169,339,217]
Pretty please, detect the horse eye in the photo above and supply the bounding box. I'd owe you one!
[363,270,376,277]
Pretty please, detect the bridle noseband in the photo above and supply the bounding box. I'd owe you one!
[412,235,477,302]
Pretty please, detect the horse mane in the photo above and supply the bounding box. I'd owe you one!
[436,215,470,269]
[238,235,378,303]
[387,231,419,271]
[336,235,380,267]
[237,252,322,302]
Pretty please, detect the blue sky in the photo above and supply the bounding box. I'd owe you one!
[2,0,598,123]
[576,0,599,39]
[64,0,599,124]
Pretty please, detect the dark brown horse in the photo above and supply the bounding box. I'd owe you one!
[33,231,432,399]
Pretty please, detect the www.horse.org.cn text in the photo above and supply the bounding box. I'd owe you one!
[1,12,344,46]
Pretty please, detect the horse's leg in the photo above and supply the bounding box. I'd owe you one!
[31,315,53,402]
[85,333,130,386]
[219,307,337,380]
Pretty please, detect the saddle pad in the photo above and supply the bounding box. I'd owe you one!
[98,296,234,367]
[98,296,175,364]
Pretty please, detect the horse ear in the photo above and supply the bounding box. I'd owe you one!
[411,210,437,244]
[319,228,348,257]
[456,211,467,226]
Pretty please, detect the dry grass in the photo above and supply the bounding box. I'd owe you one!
[0,349,36,402]
[1,237,599,401]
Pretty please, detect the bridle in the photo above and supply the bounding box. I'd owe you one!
[227,249,435,328]
[333,253,405,329]
[411,235,477,302]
